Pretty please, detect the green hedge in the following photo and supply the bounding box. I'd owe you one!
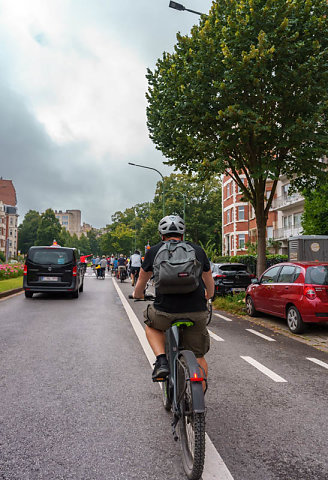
[211,254,288,274]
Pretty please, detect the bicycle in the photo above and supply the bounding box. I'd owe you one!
[129,295,206,480]
[119,267,127,283]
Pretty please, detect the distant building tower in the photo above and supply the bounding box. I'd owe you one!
[54,209,82,237]
[0,179,19,258]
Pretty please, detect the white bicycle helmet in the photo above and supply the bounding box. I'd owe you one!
[158,215,185,236]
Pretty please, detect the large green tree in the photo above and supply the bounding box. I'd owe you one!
[302,182,328,235]
[36,209,62,246]
[146,0,328,274]
[18,210,41,254]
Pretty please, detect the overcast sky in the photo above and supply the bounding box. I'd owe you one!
[0,0,213,228]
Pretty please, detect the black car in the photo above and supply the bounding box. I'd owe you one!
[211,263,253,296]
[23,245,84,299]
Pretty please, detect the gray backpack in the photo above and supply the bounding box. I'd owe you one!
[153,241,202,294]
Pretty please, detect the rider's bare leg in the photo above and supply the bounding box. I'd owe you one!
[145,325,165,356]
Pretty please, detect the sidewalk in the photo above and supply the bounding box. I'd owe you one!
[214,308,328,354]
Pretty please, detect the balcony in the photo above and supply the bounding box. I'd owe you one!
[271,192,304,211]
[273,224,303,240]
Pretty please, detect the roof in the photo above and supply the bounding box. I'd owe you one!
[0,179,17,206]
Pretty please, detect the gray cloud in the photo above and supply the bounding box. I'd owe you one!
[0,0,213,228]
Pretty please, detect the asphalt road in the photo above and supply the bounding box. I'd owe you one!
[0,269,327,480]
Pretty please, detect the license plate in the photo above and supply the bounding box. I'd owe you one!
[40,276,59,281]
[232,288,244,292]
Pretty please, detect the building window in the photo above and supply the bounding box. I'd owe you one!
[226,183,230,197]
[227,210,230,223]
[238,234,245,249]
[283,215,292,228]
[282,184,290,197]
[294,213,302,227]
[238,206,245,221]
[231,235,234,251]
[267,227,273,240]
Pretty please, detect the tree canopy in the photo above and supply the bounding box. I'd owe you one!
[302,182,328,235]
[18,210,41,254]
[146,0,328,273]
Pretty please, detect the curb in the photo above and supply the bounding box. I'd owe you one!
[0,288,24,299]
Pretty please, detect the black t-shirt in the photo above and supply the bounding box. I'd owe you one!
[142,241,210,313]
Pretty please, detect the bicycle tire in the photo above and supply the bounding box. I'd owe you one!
[177,356,205,480]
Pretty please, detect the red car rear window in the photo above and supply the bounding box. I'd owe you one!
[305,266,328,285]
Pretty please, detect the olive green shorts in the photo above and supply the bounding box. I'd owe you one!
[143,304,210,358]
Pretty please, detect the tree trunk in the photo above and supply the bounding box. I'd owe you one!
[256,208,267,278]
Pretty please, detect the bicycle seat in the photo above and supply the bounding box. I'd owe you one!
[171,320,194,328]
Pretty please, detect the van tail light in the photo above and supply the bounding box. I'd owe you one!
[215,274,226,279]
[72,266,77,277]
[304,285,316,300]
[23,265,27,276]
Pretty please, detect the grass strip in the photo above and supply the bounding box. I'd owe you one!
[0,276,23,293]
[212,291,247,316]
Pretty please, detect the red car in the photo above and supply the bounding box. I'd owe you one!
[245,262,328,333]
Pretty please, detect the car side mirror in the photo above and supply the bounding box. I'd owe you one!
[251,278,260,284]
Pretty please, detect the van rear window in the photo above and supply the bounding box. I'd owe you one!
[28,248,73,265]
[305,266,328,285]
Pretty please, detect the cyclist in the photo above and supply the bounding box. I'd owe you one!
[130,249,142,286]
[133,215,214,381]
[100,255,107,277]
[117,254,127,279]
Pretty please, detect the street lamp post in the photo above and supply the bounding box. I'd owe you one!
[128,163,165,216]
[169,1,205,16]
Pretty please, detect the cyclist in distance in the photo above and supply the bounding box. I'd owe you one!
[130,249,142,286]
[117,253,127,277]
[133,215,214,382]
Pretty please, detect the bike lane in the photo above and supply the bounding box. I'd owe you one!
[116,278,328,480]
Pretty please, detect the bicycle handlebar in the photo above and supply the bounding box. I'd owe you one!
[128,294,154,301]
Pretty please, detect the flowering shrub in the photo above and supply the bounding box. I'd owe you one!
[0,263,24,280]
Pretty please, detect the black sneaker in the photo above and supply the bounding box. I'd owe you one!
[152,357,169,382]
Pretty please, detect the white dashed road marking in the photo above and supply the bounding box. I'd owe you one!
[112,278,235,480]
[306,358,328,370]
[208,329,225,342]
[241,356,287,383]
[214,313,233,322]
[246,329,276,342]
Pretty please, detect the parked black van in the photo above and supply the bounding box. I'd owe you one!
[23,245,84,298]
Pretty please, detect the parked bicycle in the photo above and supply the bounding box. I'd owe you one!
[129,294,206,480]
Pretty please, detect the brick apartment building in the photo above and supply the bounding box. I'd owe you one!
[222,173,304,256]
[0,179,19,259]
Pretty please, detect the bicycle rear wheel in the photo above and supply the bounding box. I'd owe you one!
[177,356,205,480]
